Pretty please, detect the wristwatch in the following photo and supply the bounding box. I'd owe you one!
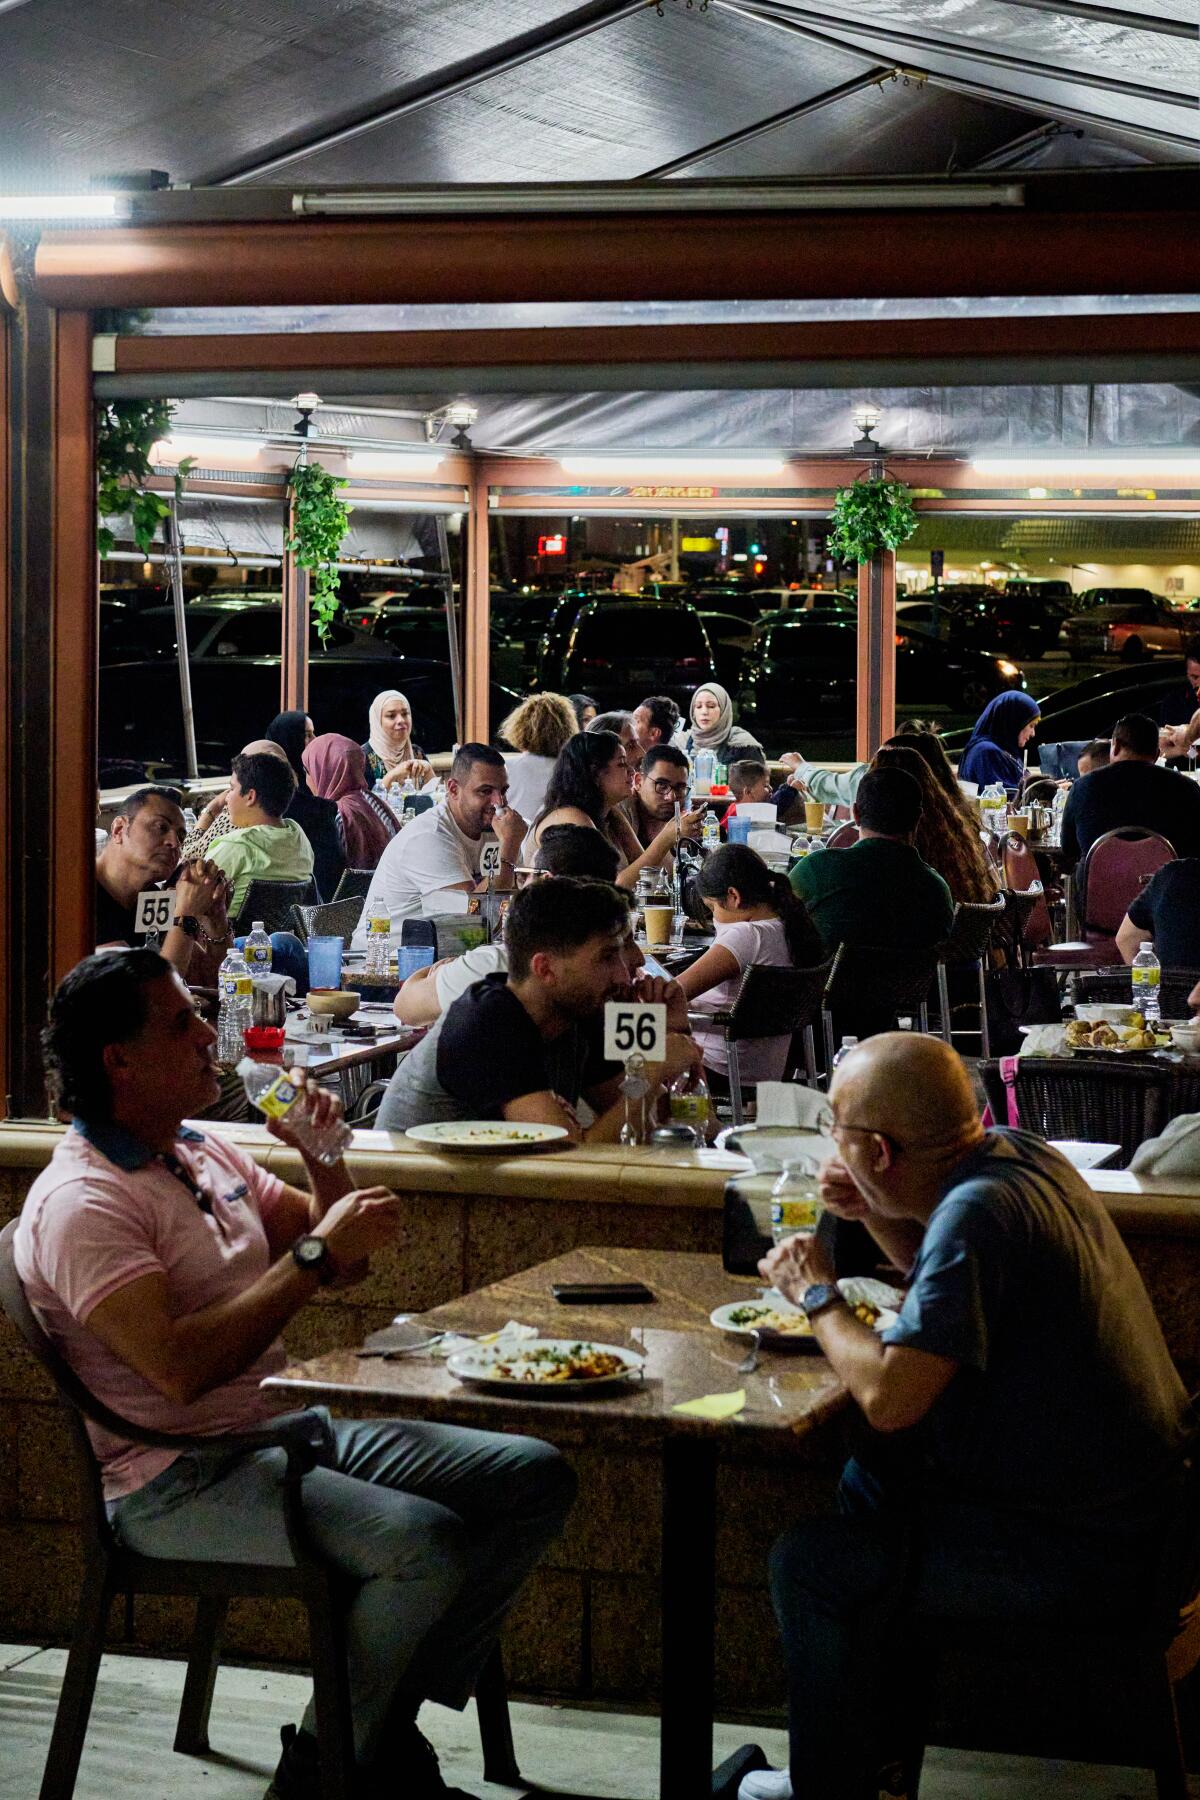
[800,1283,845,1321]
[291,1235,334,1285]
[172,914,202,939]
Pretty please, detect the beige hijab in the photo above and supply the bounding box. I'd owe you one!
[367,689,413,771]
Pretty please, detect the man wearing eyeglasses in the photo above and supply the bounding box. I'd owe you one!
[746,1032,1191,1800]
[626,745,703,851]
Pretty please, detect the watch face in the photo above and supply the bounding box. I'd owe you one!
[295,1237,325,1267]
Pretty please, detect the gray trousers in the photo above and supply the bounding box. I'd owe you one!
[109,1409,576,1763]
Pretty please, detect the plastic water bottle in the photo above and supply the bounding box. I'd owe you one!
[363,898,393,976]
[701,810,721,852]
[770,1157,824,1248]
[216,947,253,1063]
[243,921,272,975]
[694,748,716,789]
[668,1068,709,1146]
[1050,782,1068,846]
[182,807,198,835]
[1132,943,1162,1023]
[237,1059,352,1165]
[979,782,1007,833]
[832,1036,859,1067]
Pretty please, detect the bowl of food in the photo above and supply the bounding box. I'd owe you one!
[1172,1021,1200,1053]
[306,987,360,1021]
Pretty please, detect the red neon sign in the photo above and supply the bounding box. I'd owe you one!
[538,534,567,556]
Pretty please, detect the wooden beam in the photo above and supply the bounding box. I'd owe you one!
[106,310,1200,381]
[856,549,896,763]
[34,205,1200,309]
[0,313,9,1116]
[464,467,490,745]
[281,493,309,716]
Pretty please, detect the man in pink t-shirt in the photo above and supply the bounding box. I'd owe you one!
[16,949,574,1800]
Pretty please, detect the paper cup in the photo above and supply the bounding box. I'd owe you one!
[645,905,673,947]
[804,800,826,833]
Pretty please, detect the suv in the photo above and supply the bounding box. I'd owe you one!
[748,587,855,616]
[1062,594,1188,662]
[948,588,1067,661]
[557,599,716,711]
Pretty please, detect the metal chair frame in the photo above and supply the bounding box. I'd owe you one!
[936,896,1006,1059]
[820,941,944,1075]
[0,1220,519,1800]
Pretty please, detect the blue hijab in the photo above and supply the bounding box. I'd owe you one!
[958,691,1041,796]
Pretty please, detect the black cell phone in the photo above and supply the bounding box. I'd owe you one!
[551,1281,655,1305]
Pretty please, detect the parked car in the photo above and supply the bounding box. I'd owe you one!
[1061,596,1188,662]
[941,659,1187,754]
[947,589,1066,661]
[747,587,855,615]
[99,597,516,774]
[736,613,1024,742]
[1000,577,1074,604]
[555,599,717,712]
[697,610,757,691]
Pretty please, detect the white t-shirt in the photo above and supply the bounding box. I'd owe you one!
[689,916,794,1084]
[435,942,509,1010]
[503,753,556,829]
[351,803,489,944]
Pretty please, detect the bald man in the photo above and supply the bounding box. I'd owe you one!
[750,1035,1191,1800]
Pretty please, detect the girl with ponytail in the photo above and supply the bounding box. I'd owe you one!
[678,844,824,1087]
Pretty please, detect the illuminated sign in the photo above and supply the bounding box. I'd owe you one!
[627,485,717,500]
[538,534,567,556]
[680,536,718,552]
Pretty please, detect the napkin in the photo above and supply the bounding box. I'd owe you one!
[755,1083,834,1129]
[672,1389,746,1420]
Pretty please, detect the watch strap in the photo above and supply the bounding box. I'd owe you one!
[172,915,202,939]
[800,1283,844,1321]
[291,1234,334,1285]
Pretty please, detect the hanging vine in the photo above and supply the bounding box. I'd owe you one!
[828,475,918,565]
[286,461,352,643]
[96,398,176,556]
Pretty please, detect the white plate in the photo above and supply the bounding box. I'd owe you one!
[446,1337,645,1393]
[710,1278,903,1345]
[405,1121,572,1153]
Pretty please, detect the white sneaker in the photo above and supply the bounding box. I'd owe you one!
[738,1770,792,1800]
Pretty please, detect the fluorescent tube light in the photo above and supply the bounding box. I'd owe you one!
[151,436,264,463]
[0,194,125,220]
[294,182,1023,217]
[558,453,786,478]
[972,454,1200,479]
[347,450,445,475]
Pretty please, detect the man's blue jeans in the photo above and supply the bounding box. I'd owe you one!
[769,1455,1160,1800]
[109,1409,575,1765]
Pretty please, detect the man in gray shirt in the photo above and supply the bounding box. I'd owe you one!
[752,1033,1191,1800]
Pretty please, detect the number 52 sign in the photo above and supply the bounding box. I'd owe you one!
[603,1001,667,1063]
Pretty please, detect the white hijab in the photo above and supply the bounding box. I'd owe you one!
[687,683,735,752]
[368,689,413,770]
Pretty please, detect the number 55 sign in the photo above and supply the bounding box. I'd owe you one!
[604,1001,667,1064]
[134,890,174,936]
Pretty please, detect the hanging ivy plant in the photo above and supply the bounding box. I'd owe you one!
[286,461,352,643]
[96,398,175,556]
[828,475,918,566]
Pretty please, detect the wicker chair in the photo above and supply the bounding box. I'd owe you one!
[820,942,943,1070]
[1075,967,1200,1023]
[331,869,375,902]
[294,895,367,945]
[935,896,1006,1058]
[231,877,319,936]
[980,1057,1200,1168]
[686,956,835,1125]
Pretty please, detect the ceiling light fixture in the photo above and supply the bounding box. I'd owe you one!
[558,453,786,478]
[294,182,1023,217]
[151,435,265,463]
[0,193,126,220]
[972,454,1200,479]
[347,450,446,476]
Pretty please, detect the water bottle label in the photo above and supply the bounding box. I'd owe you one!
[670,1093,707,1123]
[221,973,254,1000]
[245,946,271,969]
[1132,967,1161,987]
[770,1195,823,1231]
[368,916,391,934]
[255,1074,299,1119]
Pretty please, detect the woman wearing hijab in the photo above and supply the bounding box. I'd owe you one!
[303,733,398,871]
[362,690,434,790]
[958,691,1041,797]
[673,683,763,764]
[265,710,344,901]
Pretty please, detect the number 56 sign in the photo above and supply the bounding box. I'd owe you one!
[604,1001,667,1063]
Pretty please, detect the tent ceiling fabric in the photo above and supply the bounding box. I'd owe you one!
[0,0,1188,191]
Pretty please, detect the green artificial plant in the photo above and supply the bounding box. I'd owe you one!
[96,398,175,556]
[828,475,918,566]
[286,460,352,643]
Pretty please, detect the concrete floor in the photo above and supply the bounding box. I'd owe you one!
[0,1643,1185,1800]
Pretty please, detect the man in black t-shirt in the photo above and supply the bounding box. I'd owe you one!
[378,878,700,1137]
[1119,858,1200,970]
[96,786,231,979]
[1059,712,1200,869]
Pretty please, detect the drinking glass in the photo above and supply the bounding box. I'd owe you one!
[397,945,436,980]
[307,935,344,991]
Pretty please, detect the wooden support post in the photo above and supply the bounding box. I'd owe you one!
[4,278,94,1116]
[281,494,310,715]
[855,546,897,763]
[464,464,490,744]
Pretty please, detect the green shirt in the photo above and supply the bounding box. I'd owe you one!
[789,835,954,954]
[208,819,315,918]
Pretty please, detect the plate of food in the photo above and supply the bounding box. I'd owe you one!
[405,1121,573,1153]
[446,1338,645,1393]
[1063,1016,1173,1055]
[710,1278,903,1349]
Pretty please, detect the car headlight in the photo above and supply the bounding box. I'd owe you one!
[998,660,1020,677]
